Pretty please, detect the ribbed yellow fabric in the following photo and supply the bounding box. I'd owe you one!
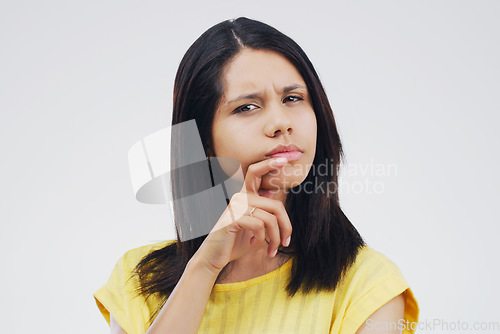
[93,240,419,334]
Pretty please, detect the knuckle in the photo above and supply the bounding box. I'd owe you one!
[273,198,285,210]
[271,215,278,225]
[229,194,238,204]
[231,192,242,202]
[246,164,256,174]
[256,220,265,229]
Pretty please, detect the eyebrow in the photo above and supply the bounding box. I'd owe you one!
[226,84,306,106]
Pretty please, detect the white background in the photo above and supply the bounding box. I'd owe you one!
[1,1,498,333]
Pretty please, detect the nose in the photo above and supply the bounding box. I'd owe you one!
[264,104,293,138]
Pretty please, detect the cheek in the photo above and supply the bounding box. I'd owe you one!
[212,122,249,182]
[309,111,318,136]
[212,121,252,160]
[301,110,317,151]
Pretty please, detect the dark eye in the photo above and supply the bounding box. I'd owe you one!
[284,95,303,103]
[233,96,304,114]
[234,104,258,114]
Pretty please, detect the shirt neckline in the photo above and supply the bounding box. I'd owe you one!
[212,256,294,292]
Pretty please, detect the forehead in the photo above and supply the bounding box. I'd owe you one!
[222,49,306,96]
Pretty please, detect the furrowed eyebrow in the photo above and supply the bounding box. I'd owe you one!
[226,84,306,105]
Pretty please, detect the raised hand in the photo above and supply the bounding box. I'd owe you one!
[194,157,293,274]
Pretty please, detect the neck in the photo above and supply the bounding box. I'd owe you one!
[216,246,291,284]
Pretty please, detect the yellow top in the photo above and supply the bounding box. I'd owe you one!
[93,240,419,334]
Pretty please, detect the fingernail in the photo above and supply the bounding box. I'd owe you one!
[275,157,287,164]
[272,248,278,257]
[285,235,291,247]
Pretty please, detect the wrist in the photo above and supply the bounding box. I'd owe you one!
[188,253,223,280]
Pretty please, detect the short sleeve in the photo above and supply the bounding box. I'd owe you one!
[332,246,419,334]
[93,240,175,334]
[93,253,131,332]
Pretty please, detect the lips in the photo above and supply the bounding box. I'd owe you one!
[265,143,303,162]
[268,151,303,161]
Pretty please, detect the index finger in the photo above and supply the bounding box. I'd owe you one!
[241,157,288,194]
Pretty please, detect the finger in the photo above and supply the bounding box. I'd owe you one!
[247,194,292,247]
[258,188,279,199]
[242,157,288,194]
[227,215,266,246]
[249,208,281,257]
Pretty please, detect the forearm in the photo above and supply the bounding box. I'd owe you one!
[145,255,220,334]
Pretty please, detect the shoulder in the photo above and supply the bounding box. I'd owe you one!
[337,245,410,306]
[332,245,409,308]
[339,245,406,289]
[110,239,178,284]
[332,245,419,334]
[119,239,177,267]
[93,240,177,333]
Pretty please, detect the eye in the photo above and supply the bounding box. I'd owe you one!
[233,104,258,114]
[232,96,304,114]
[284,95,303,103]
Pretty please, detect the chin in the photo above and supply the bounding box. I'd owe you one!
[263,163,310,189]
[261,173,307,190]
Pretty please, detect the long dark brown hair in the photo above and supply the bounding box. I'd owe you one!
[130,17,365,327]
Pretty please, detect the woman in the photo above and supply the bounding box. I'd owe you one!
[93,17,419,334]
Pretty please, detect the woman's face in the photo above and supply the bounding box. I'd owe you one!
[211,48,317,195]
